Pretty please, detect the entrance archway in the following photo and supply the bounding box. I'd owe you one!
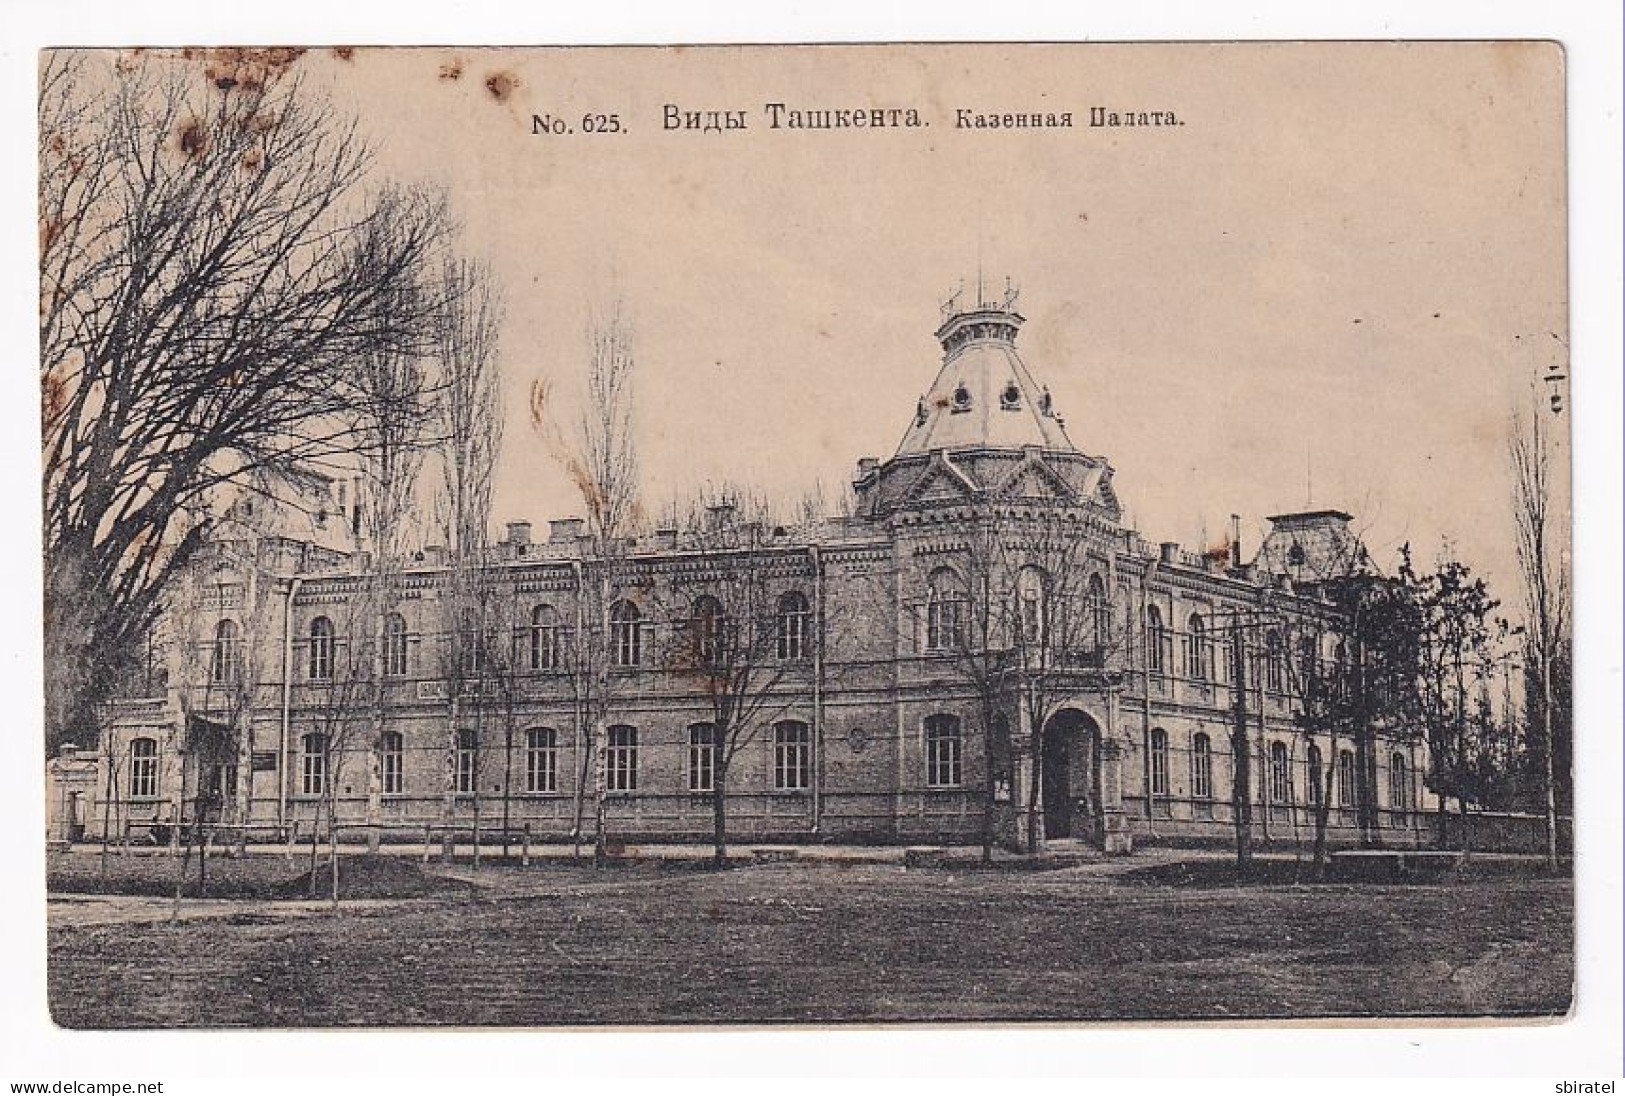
[1040,708,1102,841]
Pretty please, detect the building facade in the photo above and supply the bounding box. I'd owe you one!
[70,295,1435,851]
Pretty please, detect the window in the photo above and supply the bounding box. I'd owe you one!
[129,737,159,799]
[383,613,408,677]
[1389,753,1410,822]
[1337,749,1356,807]
[455,729,478,795]
[308,616,334,680]
[529,604,563,671]
[1149,727,1170,798]
[1191,732,1213,800]
[380,731,404,795]
[1016,567,1046,647]
[687,723,716,793]
[606,725,638,792]
[1264,630,1285,693]
[1306,744,1324,806]
[300,732,326,797]
[526,727,558,794]
[1086,573,1109,650]
[210,619,241,683]
[925,714,962,788]
[777,591,811,661]
[925,568,966,651]
[1270,741,1292,803]
[691,596,725,668]
[1146,605,1170,675]
[1297,632,1319,686]
[459,609,486,676]
[610,601,642,668]
[1184,614,1208,680]
[773,720,812,791]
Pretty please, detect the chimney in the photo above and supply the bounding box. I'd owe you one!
[422,545,446,567]
[857,457,879,478]
[506,521,532,548]
[654,526,679,550]
[549,518,585,544]
[1229,514,1242,569]
[1159,542,1180,564]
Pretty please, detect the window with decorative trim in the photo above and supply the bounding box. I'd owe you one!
[383,613,408,677]
[300,732,326,797]
[777,591,811,661]
[1184,614,1209,681]
[530,605,563,671]
[309,616,334,680]
[455,728,479,795]
[606,725,638,792]
[526,727,558,794]
[773,720,811,791]
[687,723,715,793]
[129,737,159,800]
[1149,727,1170,798]
[925,567,966,652]
[1337,748,1357,807]
[211,619,242,683]
[610,601,642,668]
[1269,740,1292,803]
[380,731,404,795]
[925,714,962,788]
[1191,732,1213,800]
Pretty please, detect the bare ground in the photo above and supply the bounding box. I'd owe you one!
[46,855,1573,1028]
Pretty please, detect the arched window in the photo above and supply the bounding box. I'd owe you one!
[526,727,558,794]
[610,601,641,668]
[1264,630,1285,693]
[300,732,326,797]
[1270,741,1292,803]
[382,613,408,677]
[773,720,812,791]
[129,737,159,800]
[691,595,725,668]
[530,604,562,671]
[308,616,334,681]
[1149,727,1170,798]
[1306,744,1324,806]
[1185,614,1209,681]
[777,591,811,661]
[1016,567,1047,648]
[1087,573,1110,651]
[687,723,716,793]
[1337,749,1357,807]
[459,608,486,676]
[210,619,241,683]
[1146,605,1170,675]
[1191,732,1213,800]
[606,725,638,791]
[1297,632,1319,685]
[1389,752,1410,822]
[379,731,404,795]
[925,714,962,788]
[455,729,479,795]
[925,567,966,652]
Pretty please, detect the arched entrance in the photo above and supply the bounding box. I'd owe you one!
[1040,708,1102,842]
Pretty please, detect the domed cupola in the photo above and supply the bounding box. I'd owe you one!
[894,284,1075,457]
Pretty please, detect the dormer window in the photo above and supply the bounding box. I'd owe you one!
[916,398,928,426]
[950,384,972,414]
[1000,382,1022,410]
[1038,388,1054,417]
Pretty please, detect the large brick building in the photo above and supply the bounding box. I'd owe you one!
[68,294,1434,852]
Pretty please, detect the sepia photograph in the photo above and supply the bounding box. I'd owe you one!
[34,39,1580,1035]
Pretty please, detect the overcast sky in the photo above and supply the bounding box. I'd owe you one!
[304,42,1566,604]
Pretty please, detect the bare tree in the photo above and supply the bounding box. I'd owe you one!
[39,50,450,754]
[530,304,640,865]
[430,258,505,861]
[1509,404,1570,871]
[657,489,822,865]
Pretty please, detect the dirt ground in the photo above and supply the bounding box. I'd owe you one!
[47,855,1573,1028]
